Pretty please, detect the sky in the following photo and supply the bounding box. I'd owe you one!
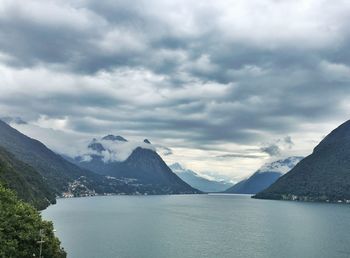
[0,0,350,182]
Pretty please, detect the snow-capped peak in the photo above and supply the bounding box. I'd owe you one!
[169,162,185,173]
[257,156,303,175]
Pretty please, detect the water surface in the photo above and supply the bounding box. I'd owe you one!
[42,194,350,258]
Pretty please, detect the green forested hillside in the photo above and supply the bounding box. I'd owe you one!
[0,120,140,197]
[0,119,92,193]
[0,147,56,210]
[0,185,66,257]
[254,120,350,202]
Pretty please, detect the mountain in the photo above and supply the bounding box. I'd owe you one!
[88,139,106,152]
[0,146,55,209]
[170,163,233,192]
[254,120,350,203]
[102,135,128,142]
[0,119,88,192]
[72,136,201,194]
[225,157,303,194]
[225,179,247,193]
[0,119,138,198]
[1,116,27,125]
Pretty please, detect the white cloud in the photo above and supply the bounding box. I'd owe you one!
[0,0,103,30]
[320,61,350,82]
[99,139,155,162]
[1,0,350,181]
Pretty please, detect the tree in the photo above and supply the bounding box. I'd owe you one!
[0,185,66,258]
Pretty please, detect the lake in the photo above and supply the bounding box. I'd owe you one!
[42,194,350,258]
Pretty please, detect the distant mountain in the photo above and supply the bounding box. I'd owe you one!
[170,163,233,192]
[225,157,303,194]
[254,120,350,203]
[0,120,139,199]
[72,136,201,194]
[102,135,128,142]
[0,146,55,209]
[225,179,247,193]
[1,116,27,125]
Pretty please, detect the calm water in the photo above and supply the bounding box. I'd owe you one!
[42,194,350,258]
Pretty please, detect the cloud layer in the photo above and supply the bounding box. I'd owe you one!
[1,0,350,179]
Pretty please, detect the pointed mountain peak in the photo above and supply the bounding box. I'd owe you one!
[130,146,156,156]
[313,119,350,154]
[102,135,128,142]
[143,139,151,144]
[169,163,198,176]
[170,162,184,171]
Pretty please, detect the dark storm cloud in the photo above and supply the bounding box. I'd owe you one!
[1,0,350,153]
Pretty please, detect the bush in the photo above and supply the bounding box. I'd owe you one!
[0,185,66,258]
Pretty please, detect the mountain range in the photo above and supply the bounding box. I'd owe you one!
[0,120,200,209]
[225,156,303,194]
[254,120,350,203]
[4,116,350,207]
[0,120,146,204]
[70,137,200,194]
[169,163,233,192]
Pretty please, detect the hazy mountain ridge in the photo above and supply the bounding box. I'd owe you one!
[254,120,350,202]
[225,156,303,194]
[170,163,233,192]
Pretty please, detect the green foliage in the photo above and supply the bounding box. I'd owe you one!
[0,185,66,258]
[0,147,56,210]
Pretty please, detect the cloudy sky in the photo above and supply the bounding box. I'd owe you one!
[1,0,350,181]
